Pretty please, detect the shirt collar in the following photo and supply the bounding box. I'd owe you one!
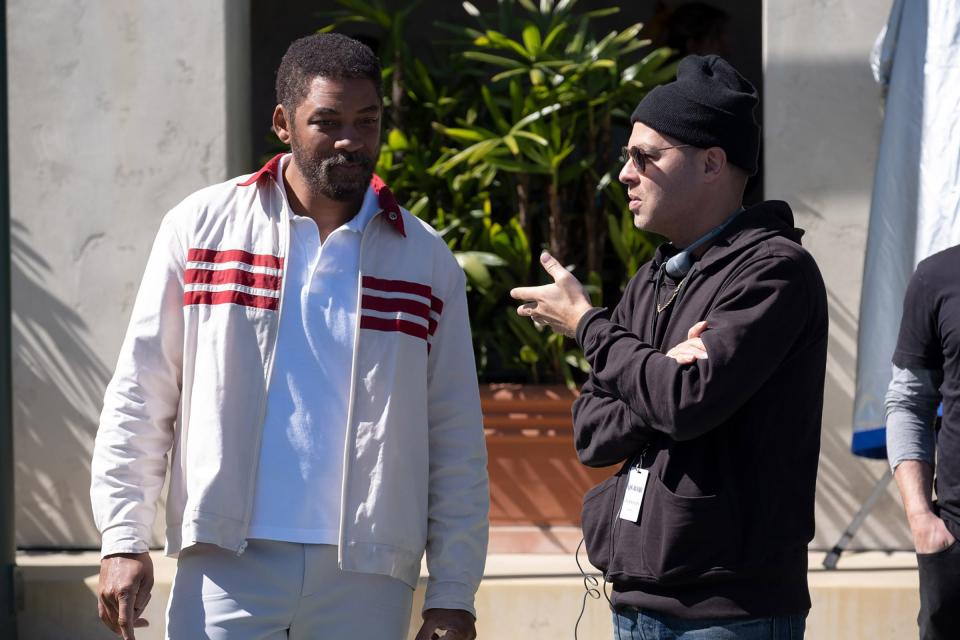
[238,153,406,238]
[342,187,379,233]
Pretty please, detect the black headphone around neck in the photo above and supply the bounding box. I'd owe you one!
[663,208,744,279]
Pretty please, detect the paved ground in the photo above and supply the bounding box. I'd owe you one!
[15,549,922,639]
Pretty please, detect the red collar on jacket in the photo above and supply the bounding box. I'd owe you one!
[238,153,406,238]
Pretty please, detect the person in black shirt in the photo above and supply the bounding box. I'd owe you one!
[886,244,960,640]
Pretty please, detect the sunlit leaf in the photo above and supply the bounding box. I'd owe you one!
[521,24,542,56]
[463,51,527,69]
[456,252,493,289]
[510,103,562,131]
[387,128,409,150]
[541,23,568,51]
[492,68,530,83]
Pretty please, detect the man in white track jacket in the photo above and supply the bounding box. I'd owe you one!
[90,33,488,640]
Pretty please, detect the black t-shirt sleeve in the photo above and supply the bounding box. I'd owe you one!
[893,267,943,370]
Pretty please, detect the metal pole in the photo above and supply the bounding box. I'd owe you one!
[0,0,20,635]
[822,467,894,570]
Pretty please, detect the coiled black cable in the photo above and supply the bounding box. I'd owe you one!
[574,537,618,640]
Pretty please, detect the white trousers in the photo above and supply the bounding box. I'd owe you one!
[165,540,415,639]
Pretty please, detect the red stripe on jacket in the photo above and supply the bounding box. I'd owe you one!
[361,294,430,321]
[362,275,432,299]
[183,290,279,310]
[187,248,284,269]
[359,316,429,340]
[185,268,281,291]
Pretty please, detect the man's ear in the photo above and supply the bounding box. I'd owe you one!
[702,147,727,182]
[273,104,293,145]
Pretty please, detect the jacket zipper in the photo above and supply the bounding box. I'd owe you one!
[337,222,370,566]
[235,177,292,555]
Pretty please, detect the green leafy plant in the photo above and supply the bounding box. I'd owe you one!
[320,0,675,386]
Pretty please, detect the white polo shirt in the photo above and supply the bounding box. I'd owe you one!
[248,164,377,545]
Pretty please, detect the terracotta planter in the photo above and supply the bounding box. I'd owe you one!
[481,383,616,552]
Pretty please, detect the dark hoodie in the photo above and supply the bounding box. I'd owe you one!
[574,200,828,619]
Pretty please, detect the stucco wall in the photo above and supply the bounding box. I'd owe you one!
[764,0,911,548]
[8,0,250,547]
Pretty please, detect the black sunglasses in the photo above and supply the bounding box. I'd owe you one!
[619,144,692,172]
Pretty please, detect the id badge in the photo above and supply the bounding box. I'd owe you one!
[618,466,649,522]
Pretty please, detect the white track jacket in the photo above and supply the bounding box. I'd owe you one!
[90,154,489,614]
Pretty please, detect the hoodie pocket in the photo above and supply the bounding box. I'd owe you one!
[638,473,741,582]
[580,473,623,575]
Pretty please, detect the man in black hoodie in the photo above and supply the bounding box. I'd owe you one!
[511,55,827,638]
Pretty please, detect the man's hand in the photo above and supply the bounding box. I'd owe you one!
[894,460,956,555]
[510,251,594,338]
[415,608,477,640]
[665,321,709,365]
[909,511,957,555]
[97,552,154,639]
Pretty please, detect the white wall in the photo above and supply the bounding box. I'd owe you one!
[9,0,250,547]
[764,0,911,548]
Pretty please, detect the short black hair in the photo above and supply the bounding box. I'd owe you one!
[275,33,383,116]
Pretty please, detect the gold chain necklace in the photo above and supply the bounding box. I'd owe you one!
[656,274,689,314]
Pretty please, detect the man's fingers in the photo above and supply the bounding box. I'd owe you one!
[98,598,121,634]
[667,352,698,365]
[414,623,435,640]
[441,626,475,640]
[117,590,138,640]
[687,320,708,340]
[516,302,537,317]
[684,338,707,356]
[510,284,553,302]
[666,339,708,362]
[99,594,122,634]
[133,579,152,621]
[538,251,568,282]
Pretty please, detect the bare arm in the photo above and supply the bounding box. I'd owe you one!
[885,365,952,553]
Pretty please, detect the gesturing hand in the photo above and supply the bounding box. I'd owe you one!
[665,321,709,365]
[97,552,154,639]
[415,608,477,640]
[510,251,594,338]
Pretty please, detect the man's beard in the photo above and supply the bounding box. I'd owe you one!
[290,136,376,202]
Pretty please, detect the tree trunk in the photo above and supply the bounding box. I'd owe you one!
[516,174,530,239]
[548,177,567,265]
[515,175,535,279]
[586,110,613,275]
[584,107,600,274]
[391,49,404,131]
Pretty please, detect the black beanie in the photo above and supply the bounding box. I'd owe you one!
[630,54,760,175]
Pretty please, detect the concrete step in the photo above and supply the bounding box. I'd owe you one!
[14,550,921,639]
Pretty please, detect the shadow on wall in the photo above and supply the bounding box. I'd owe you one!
[11,220,164,549]
[812,287,912,550]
